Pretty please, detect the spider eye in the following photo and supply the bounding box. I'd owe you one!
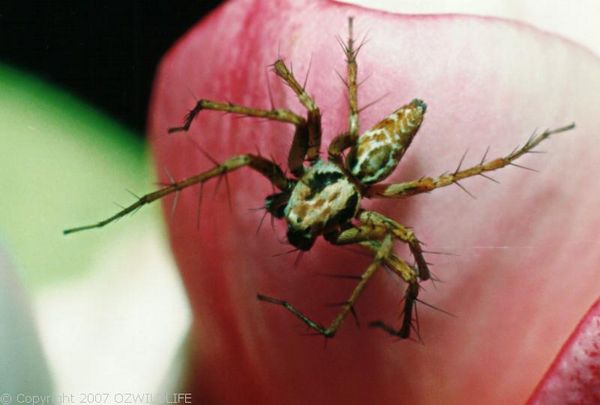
[286,228,316,251]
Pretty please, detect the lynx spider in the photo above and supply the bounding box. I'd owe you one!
[65,18,574,339]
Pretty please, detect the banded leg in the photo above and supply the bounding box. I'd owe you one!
[359,240,421,339]
[329,17,360,163]
[63,154,289,234]
[367,123,575,198]
[169,59,321,176]
[326,212,429,281]
[168,99,305,133]
[167,97,308,176]
[258,233,393,338]
[330,218,423,286]
[272,59,322,164]
[344,16,359,138]
[358,211,430,280]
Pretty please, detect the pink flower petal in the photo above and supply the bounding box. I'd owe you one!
[148,0,600,402]
[528,298,600,404]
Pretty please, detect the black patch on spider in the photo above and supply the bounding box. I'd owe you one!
[325,192,359,228]
[345,148,358,175]
[306,171,344,199]
[264,192,289,218]
[286,227,316,251]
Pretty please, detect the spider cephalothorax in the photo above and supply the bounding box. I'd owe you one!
[283,160,361,251]
[64,18,574,339]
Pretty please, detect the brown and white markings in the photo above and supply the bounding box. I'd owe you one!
[64,18,574,340]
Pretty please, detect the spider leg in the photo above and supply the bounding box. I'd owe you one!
[358,211,431,281]
[168,97,310,176]
[167,81,316,177]
[63,154,289,234]
[356,241,420,340]
[272,59,322,167]
[330,221,424,339]
[366,123,575,198]
[344,16,359,138]
[258,233,394,338]
[356,233,422,339]
[370,281,420,339]
[328,17,360,164]
[168,99,304,134]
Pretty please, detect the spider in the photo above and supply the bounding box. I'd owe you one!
[64,18,574,339]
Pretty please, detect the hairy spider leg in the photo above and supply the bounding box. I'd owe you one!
[331,218,426,338]
[367,123,575,198]
[329,17,361,163]
[358,210,430,281]
[168,59,321,176]
[357,240,421,338]
[344,16,359,138]
[370,281,420,339]
[272,59,322,172]
[63,155,288,234]
[258,200,429,339]
[358,235,421,339]
[168,99,305,133]
[258,233,394,338]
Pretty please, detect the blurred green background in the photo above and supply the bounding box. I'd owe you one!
[0,63,190,395]
[0,63,154,288]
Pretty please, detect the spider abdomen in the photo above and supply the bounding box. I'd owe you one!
[347,99,427,185]
[284,160,360,250]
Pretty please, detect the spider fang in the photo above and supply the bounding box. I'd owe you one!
[64,17,574,340]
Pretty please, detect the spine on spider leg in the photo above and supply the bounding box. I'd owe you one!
[369,123,575,198]
[272,60,321,162]
[346,99,427,185]
[327,17,361,163]
[272,60,317,113]
[359,241,419,284]
[345,16,359,137]
[168,99,305,134]
[369,282,420,339]
[399,282,420,339]
[63,154,289,235]
[359,211,431,280]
